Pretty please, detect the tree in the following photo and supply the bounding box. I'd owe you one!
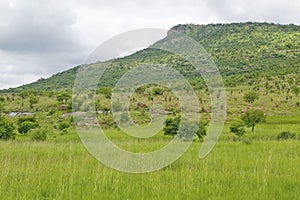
[163,115,180,137]
[164,115,207,139]
[241,110,266,132]
[29,96,39,109]
[196,121,207,139]
[243,91,259,104]
[0,116,15,140]
[57,92,71,104]
[230,121,246,137]
[291,86,300,96]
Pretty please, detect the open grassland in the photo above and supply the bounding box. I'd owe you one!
[0,140,300,199]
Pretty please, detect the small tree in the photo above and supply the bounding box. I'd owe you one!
[230,121,246,137]
[163,115,180,137]
[243,91,259,104]
[196,121,207,139]
[241,110,266,132]
[0,116,15,140]
[29,96,39,109]
[57,92,71,104]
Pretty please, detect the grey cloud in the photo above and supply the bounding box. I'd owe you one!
[0,0,82,53]
[204,0,300,24]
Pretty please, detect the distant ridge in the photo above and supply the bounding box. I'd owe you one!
[1,22,299,93]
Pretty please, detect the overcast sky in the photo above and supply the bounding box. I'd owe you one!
[0,0,299,89]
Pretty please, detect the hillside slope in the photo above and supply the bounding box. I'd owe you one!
[2,22,300,93]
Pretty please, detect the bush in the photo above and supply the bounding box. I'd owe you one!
[230,121,246,138]
[243,91,259,103]
[196,121,207,140]
[98,114,117,129]
[18,121,39,134]
[30,129,47,141]
[18,116,36,125]
[152,87,164,95]
[0,116,15,140]
[58,121,71,131]
[163,115,180,137]
[277,131,296,140]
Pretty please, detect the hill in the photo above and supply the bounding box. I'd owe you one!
[2,22,300,93]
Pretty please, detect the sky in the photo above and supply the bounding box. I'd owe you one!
[0,0,299,89]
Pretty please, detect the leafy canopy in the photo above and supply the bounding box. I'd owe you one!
[241,110,266,132]
[243,91,259,104]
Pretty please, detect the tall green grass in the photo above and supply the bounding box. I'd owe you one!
[0,140,299,199]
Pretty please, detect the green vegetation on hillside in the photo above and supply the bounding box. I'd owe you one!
[1,22,299,93]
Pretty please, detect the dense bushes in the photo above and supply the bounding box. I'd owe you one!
[18,121,39,134]
[0,116,15,140]
[163,115,207,139]
[17,117,39,134]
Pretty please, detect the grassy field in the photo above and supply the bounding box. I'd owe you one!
[0,140,299,199]
[1,115,299,199]
[2,87,300,199]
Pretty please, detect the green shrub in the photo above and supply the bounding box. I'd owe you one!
[243,91,259,103]
[30,129,47,141]
[18,121,39,134]
[277,131,296,140]
[98,114,117,129]
[163,115,180,137]
[0,116,16,140]
[196,121,207,140]
[58,121,71,131]
[17,116,36,125]
[152,87,164,95]
[230,121,246,138]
